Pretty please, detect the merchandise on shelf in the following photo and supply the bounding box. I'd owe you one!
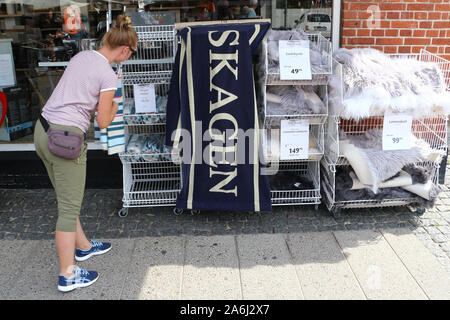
[329,48,450,120]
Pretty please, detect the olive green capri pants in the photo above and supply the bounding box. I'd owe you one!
[34,119,88,232]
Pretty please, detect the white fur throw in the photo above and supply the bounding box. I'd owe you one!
[265,29,329,74]
[340,129,435,192]
[329,48,450,119]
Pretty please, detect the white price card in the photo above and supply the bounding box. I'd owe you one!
[280,119,309,160]
[382,114,413,150]
[278,40,312,80]
[133,83,156,113]
[0,54,15,87]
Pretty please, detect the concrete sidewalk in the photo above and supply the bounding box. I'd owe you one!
[1,227,449,300]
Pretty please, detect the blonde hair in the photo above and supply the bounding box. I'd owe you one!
[101,15,138,49]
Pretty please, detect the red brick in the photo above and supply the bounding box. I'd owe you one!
[400,12,414,20]
[398,46,411,54]
[348,38,375,45]
[342,29,356,37]
[435,4,450,11]
[358,11,372,20]
[413,30,426,37]
[432,38,450,46]
[440,30,446,37]
[386,29,399,37]
[343,11,357,20]
[380,3,405,10]
[343,20,360,28]
[391,21,418,29]
[349,3,373,11]
[420,21,433,28]
[426,46,439,54]
[372,29,385,37]
[407,3,434,11]
[376,38,403,45]
[412,46,425,54]
[428,12,441,20]
[357,29,371,37]
[363,20,390,29]
[426,30,440,37]
[386,12,400,20]
[434,21,450,29]
[414,12,428,20]
[404,38,431,45]
[384,47,398,54]
[400,30,412,37]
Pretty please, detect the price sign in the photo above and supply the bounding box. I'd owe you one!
[280,119,309,160]
[382,114,412,150]
[134,84,156,113]
[278,40,312,80]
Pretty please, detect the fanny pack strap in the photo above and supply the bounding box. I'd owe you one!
[39,114,86,139]
[39,114,50,132]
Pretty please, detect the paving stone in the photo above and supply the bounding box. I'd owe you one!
[430,233,449,244]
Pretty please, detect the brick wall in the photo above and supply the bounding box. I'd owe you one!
[341,0,450,60]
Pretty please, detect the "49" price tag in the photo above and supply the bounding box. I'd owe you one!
[278,40,312,80]
[382,114,412,151]
[280,119,309,160]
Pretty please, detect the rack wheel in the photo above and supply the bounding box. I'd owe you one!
[118,208,128,218]
[173,208,184,215]
[314,204,319,211]
[416,207,426,216]
[331,207,341,219]
[191,209,201,215]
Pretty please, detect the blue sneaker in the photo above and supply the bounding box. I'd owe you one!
[58,266,99,292]
[75,240,112,262]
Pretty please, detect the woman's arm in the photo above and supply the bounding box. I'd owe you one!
[96,90,118,129]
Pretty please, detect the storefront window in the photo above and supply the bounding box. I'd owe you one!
[0,0,335,146]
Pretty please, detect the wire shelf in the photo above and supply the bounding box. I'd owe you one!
[261,33,332,86]
[269,161,321,206]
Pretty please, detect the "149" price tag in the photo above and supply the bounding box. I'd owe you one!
[382,114,413,151]
[280,119,309,160]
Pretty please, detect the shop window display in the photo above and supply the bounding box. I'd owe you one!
[0,0,335,146]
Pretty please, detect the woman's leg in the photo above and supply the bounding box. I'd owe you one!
[76,217,92,251]
[55,231,76,278]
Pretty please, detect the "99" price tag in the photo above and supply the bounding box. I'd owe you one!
[382,114,412,151]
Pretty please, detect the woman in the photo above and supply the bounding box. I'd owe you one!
[34,15,138,292]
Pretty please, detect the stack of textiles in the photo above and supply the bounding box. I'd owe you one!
[329,48,450,120]
[265,85,326,117]
[268,171,315,191]
[264,29,330,75]
[334,128,444,205]
[123,95,168,125]
[124,133,172,162]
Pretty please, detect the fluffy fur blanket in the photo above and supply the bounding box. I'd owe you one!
[334,166,439,208]
[340,129,437,192]
[264,29,329,74]
[265,85,326,115]
[329,48,450,119]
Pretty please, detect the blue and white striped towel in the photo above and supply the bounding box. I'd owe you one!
[95,65,125,155]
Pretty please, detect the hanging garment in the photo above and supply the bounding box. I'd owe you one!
[95,66,125,155]
[166,22,272,212]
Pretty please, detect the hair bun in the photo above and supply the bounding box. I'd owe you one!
[115,15,132,29]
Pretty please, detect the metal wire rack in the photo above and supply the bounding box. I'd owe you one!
[262,33,332,86]
[268,161,321,207]
[321,50,449,218]
[263,123,324,162]
[118,24,179,218]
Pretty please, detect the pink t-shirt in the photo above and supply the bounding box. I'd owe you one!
[42,50,117,132]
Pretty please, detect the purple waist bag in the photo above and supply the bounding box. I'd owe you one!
[39,115,85,160]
